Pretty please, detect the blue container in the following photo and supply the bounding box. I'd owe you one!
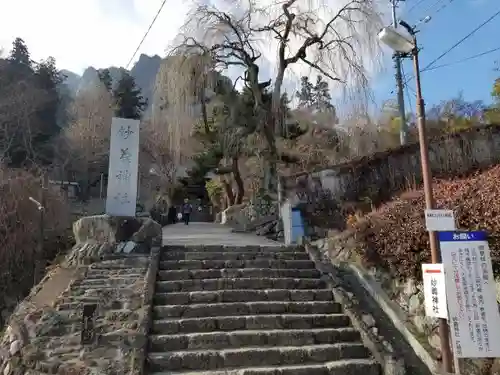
[291,208,305,244]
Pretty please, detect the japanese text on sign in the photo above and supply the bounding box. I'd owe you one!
[422,264,448,319]
[439,231,500,358]
[424,209,456,231]
[105,118,140,217]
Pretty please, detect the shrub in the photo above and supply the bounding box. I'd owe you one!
[0,167,71,325]
[352,165,500,280]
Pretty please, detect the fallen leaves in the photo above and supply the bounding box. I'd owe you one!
[353,165,500,280]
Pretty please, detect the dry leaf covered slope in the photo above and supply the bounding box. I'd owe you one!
[353,165,500,280]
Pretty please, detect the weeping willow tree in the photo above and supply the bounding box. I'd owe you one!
[153,52,217,167]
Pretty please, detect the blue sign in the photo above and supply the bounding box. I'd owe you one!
[438,231,487,242]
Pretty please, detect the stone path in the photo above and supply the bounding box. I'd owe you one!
[162,223,282,247]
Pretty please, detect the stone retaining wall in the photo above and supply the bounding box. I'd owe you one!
[0,214,162,375]
[314,235,500,374]
[284,125,500,230]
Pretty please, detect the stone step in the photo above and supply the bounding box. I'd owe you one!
[160,260,316,270]
[158,268,321,281]
[150,328,361,351]
[71,277,140,287]
[67,286,138,296]
[57,296,137,310]
[147,343,371,372]
[161,246,297,253]
[154,289,333,305]
[152,314,351,334]
[155,278,325,293]
[153,301,341,319]
[148,359,381,375]
[160,252,311,261]
[85,271,146,279]
[89,260,148,269]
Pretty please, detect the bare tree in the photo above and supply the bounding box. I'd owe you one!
[140,119,178,202]
[0,72,47,165]
[171,0,382,193]
[63,84,113,187]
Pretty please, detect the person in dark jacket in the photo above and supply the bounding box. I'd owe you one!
[167,205,177,224]
[181,198,193,225]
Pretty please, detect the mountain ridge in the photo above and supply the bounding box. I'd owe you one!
[61,53,162,105]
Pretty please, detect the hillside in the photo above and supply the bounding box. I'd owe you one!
[350,165,500,280]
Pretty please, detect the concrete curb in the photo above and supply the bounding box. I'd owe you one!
[305,243,405,375]
[346,263,439,373]
[130,245,160,375]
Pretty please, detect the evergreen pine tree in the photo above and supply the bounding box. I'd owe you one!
[9,38,31,67]
[296,76,314,108]
[312,75,333,111]
[7,38,33,82]
[98,68,113,92]
[34,57,64,164]
[113,72,147,119]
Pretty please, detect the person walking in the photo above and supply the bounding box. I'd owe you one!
[181,198,193,225]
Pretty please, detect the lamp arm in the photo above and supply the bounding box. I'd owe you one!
[398,20,415,36]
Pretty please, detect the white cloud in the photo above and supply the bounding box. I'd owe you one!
[0,0,191,74]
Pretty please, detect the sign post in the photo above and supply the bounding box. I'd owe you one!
[81,303,98,345]
[105,117,140,217]
[439,231,500,359]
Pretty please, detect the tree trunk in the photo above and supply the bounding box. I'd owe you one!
[200,86,211,136]
[221,176,235,206]
[232,157,244,205]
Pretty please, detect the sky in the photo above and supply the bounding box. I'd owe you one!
[0,0,498,111]
[376,0,499,110]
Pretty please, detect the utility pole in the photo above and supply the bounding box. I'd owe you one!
[400,20,454,373]
[391,0,408,145]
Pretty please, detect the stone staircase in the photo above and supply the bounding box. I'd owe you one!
[146,245,381,375]
[0,255,149,375]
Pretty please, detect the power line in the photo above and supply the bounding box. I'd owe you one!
[430,0,455,18]
[406,0,431,14]
[401,64,415,114]
[423,8,500,71]
[418,0,446,17]
[401,8,500,88]
[125,0,168,70]
[423,46,500,71]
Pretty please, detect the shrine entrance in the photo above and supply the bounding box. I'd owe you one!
[174,177,213,222]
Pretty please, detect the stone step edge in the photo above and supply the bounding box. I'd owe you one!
[157,268,320,277]
[148,358,380,375]
[161,251,307,255]
[153,313,349,323]
[159,260,314,263]
[148,342,368,356]
[154,289,332,296]
[156,277,323,284]
[160,247,302,252]
[150,327,359,340]
[153,301,339,309]
[158,261,316,268]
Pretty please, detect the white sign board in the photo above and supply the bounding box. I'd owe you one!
[105,117,140,217]
[422,263,448,319]
[425,209,456,231]
[439,231,500,358]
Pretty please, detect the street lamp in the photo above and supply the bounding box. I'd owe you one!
[378,22,455,374]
